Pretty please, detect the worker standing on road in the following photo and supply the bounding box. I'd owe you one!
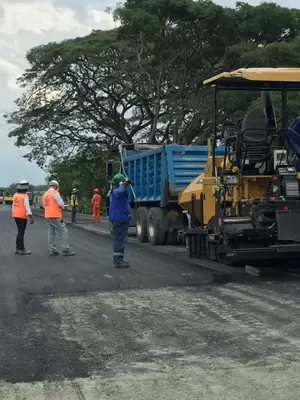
[12,180,34,255]
[43,180,75,256]
[91,188,101,223]
[71,188,78,224]
[109,174,131,268]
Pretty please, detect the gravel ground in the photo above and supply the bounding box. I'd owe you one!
[1,206,300,399]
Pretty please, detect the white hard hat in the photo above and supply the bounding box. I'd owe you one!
[16,180,29,190]
[72,188,77,193]
[49,180,59,187]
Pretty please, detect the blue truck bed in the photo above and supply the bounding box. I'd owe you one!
[122,144,225,207]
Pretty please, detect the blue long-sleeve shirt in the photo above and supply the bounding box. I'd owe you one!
[109,184,131,224]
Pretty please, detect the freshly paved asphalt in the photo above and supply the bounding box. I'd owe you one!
[0,207,223,382]
[3,206,300,399]
[0,207,223,317]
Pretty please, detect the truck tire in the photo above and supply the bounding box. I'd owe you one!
[147,207,167,245]
[136,207,149,242]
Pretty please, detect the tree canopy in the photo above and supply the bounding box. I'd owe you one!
[46,145,110,212]
[5,0,300,171]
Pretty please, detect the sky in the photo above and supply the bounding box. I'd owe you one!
[0,0,298,186]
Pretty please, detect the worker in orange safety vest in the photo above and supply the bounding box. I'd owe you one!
[12,180,34,255]
[91,188,101,223]
[43,180,75,256]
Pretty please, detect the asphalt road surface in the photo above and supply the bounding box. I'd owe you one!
[2,207,300,399]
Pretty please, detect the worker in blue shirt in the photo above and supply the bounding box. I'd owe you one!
[109,173,131,268]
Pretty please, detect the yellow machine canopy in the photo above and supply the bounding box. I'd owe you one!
[203,68,300,89]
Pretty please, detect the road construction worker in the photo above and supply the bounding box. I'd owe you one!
[91,188,101,223]
[12,180,34,255]
[71,188,78,223]
[43,180,75,256]
[109,173,131,268]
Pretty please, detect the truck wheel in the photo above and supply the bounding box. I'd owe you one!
[147,208,167,245]
[136,207,149,242]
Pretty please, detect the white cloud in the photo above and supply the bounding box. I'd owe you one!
[0,58,23,89]
[0,0,116,37]
[87,9,119,28]
[0,0,118,185]
[0,0,117,90]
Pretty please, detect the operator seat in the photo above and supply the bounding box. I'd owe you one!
[238,109,271,173]
[223,122,240,165]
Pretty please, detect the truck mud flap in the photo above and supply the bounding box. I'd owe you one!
[277,210,300,242]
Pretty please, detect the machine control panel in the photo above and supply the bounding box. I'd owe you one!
[220,171,238,186]
[285,181,300,197]
[277,165,297,176]
[274,165,300,197]
[222,174,238,185]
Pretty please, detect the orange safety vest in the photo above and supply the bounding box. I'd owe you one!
[91,193,101,208]
[43,189,62,219]
[12,193,28,219]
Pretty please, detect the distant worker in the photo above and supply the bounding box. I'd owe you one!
[43,180,75,256]
[91,188,101,223]
[71,188,78,223]
[12,180,34,255]
[109,174,131,268]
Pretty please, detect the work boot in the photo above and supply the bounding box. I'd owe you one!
[18,249,31,255]
[113,261,130,268]
[62,249,76,256]
[50,250,60,256]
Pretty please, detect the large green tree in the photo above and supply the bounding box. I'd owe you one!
[114,0,239,144]
[5,0,300,167]
[6,29,147,167]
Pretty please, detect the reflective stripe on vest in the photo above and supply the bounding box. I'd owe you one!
[70,195,78,206]
[12,193,27,219]
[92,194,101,207]
[43,190,62,219]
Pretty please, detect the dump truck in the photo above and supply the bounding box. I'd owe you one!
[179,67,300,265]
[108,144,224,245]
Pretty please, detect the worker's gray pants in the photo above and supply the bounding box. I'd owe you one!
[71,206,77,223]
[112,221,129,264]
[46,218,69,254]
